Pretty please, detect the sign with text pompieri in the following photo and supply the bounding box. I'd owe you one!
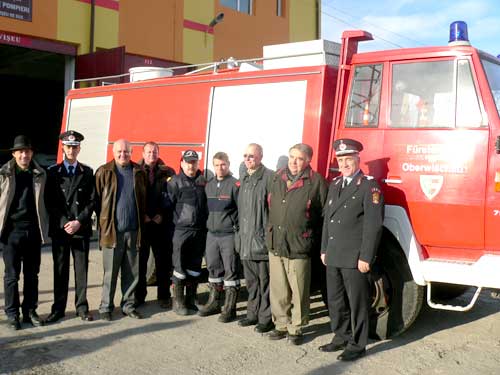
[0,0,32,22]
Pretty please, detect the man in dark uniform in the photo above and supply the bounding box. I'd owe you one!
[0,135,49,330]
[45,130,96,323]
[135,141,175,309]
[165,150,208,316]
[318,138,384,361]
[198,152,240,322]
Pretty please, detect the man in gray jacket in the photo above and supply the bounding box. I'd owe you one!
[0,135,49,330]
[237,143,274,333]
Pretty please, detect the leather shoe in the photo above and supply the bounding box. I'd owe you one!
[318,341,347,353]
[254,321,275,334]
[45,311,65,324]
[268,329,287,340]
[77,311,94,321]
[159,298,172,309]
[238,318,258,327]
[288,333,304,345]
[23,310,44,327]
[100,312,112,321]
[7,316,21,331]
[337,349,366,361]
[124,310,143,319]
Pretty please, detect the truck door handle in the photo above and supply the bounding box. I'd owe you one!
[382,178,403,184]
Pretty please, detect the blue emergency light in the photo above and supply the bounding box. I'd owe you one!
[449,21,469,43]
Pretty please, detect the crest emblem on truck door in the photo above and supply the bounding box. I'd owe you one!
[419,175,443,200]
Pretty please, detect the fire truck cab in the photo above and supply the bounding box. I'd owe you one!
[331,22,500,338]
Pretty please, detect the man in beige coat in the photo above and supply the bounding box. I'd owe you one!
[0,135,49,330]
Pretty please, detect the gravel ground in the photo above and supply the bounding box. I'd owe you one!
[1,243,500,375]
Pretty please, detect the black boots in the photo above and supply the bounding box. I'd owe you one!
[173,281,198,316]
[218,286,239,323]
[198,283,223,317]
[185,281,198,313]
[173,282,188,316]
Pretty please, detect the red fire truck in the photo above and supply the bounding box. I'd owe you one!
[60,21,500,339]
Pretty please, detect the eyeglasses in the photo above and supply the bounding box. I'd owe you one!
[243,154,255,159]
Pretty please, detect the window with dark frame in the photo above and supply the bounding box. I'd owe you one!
[220,0,252,15]
[345,64,383,128]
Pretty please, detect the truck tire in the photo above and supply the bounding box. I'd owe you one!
[369,236,424,339]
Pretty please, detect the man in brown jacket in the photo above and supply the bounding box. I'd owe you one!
[95,139,147,321]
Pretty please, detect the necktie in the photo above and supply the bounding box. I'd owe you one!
[339,178,348,197]
[68,165,74,176]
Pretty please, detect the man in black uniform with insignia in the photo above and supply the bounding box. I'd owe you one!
[45,130,96,323]
[318,138,384,361]
[198,152,240,322]
[165,150,208,316]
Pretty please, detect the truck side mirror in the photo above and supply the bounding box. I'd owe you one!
[496,136,500,154]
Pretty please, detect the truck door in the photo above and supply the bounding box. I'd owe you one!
[384,57,487,259]
[480,56,500,252]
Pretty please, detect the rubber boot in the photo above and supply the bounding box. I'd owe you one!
[185,281,199,314]
[198,283,223,317]
[172,282,188,316]
[218,286,239,323]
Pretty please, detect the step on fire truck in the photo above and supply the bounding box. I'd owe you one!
[60,21,500,339]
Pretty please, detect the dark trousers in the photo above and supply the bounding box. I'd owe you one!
[51,234,90,314]
[99,231,139,314]
[242,259,271,325]
[2,226,41,318]
[136,222,173,302]
[172,229,206,284]
[205,232,240,287]
[327,266,370,352]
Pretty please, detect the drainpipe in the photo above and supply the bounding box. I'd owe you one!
[316,0,321,39]
[90,0,95,53]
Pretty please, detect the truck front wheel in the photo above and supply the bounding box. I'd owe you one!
[369,237,424,339]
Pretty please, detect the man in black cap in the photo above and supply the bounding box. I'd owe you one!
[318,138,384,361]
[0,135,49,330]
[45,130,96,323]
[164,149,208,315]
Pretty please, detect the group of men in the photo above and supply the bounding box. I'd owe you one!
[1,132,384,362]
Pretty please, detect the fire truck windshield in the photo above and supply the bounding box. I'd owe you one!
[481,56,500,117]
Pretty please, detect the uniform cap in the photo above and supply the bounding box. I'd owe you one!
[59,130,84,146]
[182,149,199,162]
[333,138,363,156]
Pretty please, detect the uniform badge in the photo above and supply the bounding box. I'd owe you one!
[371,187,381,204]
[68,134,76,142]
[286,180,293,189]
[339,142,347,151]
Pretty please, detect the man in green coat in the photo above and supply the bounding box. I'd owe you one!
[266,143,327,345]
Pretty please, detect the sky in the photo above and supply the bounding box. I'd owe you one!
[321,0,500,55]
